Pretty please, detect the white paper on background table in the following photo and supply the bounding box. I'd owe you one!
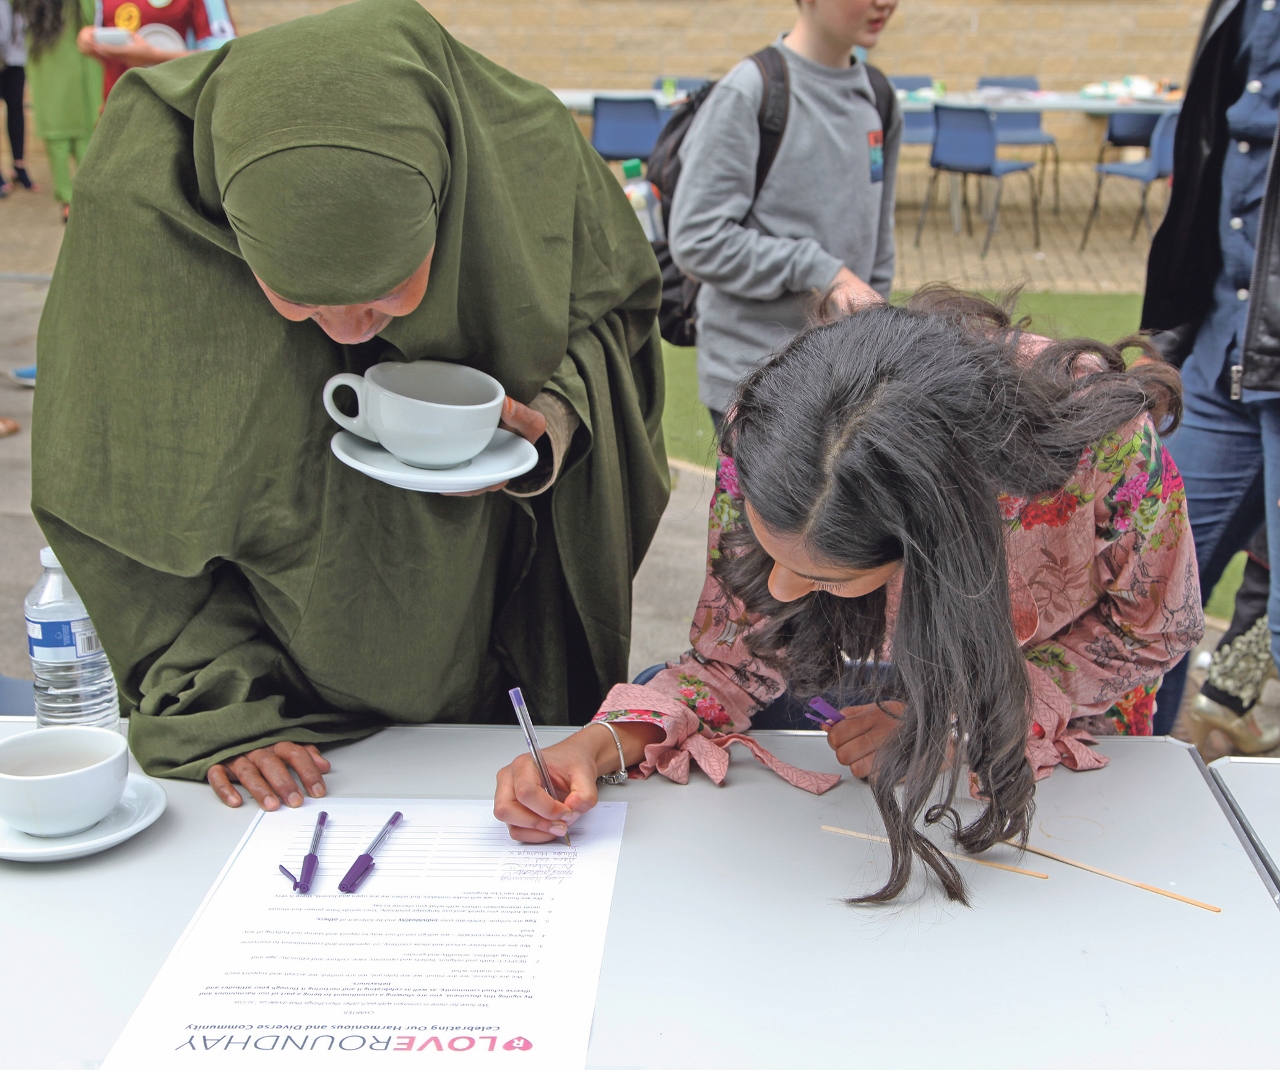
[101,798,626,1069]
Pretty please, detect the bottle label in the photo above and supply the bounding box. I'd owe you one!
[26,616,103,662]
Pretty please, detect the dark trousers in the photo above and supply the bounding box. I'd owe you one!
[0,64,24,164]
[1153,357,1280,733]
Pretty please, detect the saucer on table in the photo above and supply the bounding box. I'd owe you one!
[0,773,167,862]
[330,429,540,493]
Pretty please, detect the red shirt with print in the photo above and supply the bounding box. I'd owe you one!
[98,0,212,97]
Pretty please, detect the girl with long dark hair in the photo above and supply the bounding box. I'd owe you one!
[495,288,1203,904]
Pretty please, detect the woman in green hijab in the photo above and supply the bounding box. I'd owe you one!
[31,0,668,810]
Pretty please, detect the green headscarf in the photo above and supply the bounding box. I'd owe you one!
[32,0,667,779]
[223,148,440,305]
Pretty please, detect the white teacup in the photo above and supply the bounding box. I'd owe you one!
[322,361,505,470]
[0,726,129,837]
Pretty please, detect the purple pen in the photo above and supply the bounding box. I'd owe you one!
[279,810,328,893]
[339,811,402,893]
[808,696,846,725]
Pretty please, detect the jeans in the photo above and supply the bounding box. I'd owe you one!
[1154,354,1280,732]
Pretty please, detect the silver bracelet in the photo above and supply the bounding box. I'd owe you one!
[593,721,629,785]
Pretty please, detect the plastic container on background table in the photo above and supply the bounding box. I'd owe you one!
[24,547,119,730]
[621,158,665,243]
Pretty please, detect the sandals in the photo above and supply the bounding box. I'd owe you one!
[0,417,20,439]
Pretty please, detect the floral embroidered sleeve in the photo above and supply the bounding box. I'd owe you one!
[590,457,841,795]
[1011,415,1204,778]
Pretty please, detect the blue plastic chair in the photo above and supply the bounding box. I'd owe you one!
[1079,110,1178,251]
[889,75,935,146]
[591,96,665,161]
[1097,111,1160,164]
[914,104,1040,258]
[977,75,1059,213]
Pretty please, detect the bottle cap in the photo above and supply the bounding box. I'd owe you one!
[39,547,61,569]
[621,158,643,179]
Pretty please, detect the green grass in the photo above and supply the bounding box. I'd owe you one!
[661,342,718,469]
[660,293,1147,469]
[1206,553,1247,623]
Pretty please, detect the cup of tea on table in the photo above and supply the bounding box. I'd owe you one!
[322,360,505,469]
[0,726,128,836]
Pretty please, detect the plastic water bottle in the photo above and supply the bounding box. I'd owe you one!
[621,158,665,243]
[24,547,119,730]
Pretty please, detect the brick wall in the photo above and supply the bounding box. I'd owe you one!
[227,0,1209,161]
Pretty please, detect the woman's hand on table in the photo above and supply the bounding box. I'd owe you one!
[824,701,904,779]
[494,721,663,842]
[442,396,547,497]
[207,742,331,810]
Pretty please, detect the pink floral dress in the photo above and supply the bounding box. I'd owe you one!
[593,412,1204,794]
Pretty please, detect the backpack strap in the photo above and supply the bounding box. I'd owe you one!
[748,45,790,200]
[863,62,898,137]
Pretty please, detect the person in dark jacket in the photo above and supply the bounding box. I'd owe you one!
[1142,0,1280,735]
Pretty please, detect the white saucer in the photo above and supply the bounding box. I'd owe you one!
[330,429,540,493]
[0,773,167,862]
[137,23,187,51]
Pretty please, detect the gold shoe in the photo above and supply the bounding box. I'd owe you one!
[1187,695,1280,756]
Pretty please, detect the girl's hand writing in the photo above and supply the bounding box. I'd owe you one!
[494,720,663,841]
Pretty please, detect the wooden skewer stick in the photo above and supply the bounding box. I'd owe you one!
[1007,841,1221,914]
[821,825,1048,879]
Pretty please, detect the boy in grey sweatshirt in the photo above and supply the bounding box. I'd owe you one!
[669,0,901,417]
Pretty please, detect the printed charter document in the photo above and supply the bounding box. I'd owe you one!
[102,799,626,1069]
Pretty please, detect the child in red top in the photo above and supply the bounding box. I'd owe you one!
[78,0,233,98]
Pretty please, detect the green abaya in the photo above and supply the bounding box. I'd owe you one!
[31,0,668,779]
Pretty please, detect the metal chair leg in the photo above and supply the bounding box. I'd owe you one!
[962,174,974,236]
[1026,168,1041,249]
[1038,143,1047,200]
[1131,182,1151,242]
[1051,141,1061,215]
[1079,172,1106,251]
[915,170,940,247]
[982,176,1004,258]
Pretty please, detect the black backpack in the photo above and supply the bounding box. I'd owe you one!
[645,47,898,347]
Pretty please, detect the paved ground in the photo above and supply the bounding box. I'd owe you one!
[894,153,1158,294]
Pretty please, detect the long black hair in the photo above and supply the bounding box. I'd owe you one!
[14,0,80,58]
[714,287,1180,904]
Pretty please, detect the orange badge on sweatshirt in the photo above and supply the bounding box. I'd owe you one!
[115,3,142,31]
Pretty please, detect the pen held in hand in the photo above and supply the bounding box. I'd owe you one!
[808,697,845,726]
[508,686,571,846]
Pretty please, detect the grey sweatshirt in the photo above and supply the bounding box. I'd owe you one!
[668,36,901,412]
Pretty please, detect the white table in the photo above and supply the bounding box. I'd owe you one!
[551,88,1179,116]
[1209,755,1280,905]
[553,89,681,112]
[897,91,1181,115]
[4,721,1279,1069]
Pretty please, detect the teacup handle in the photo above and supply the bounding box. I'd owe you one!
[322,373,377,442]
